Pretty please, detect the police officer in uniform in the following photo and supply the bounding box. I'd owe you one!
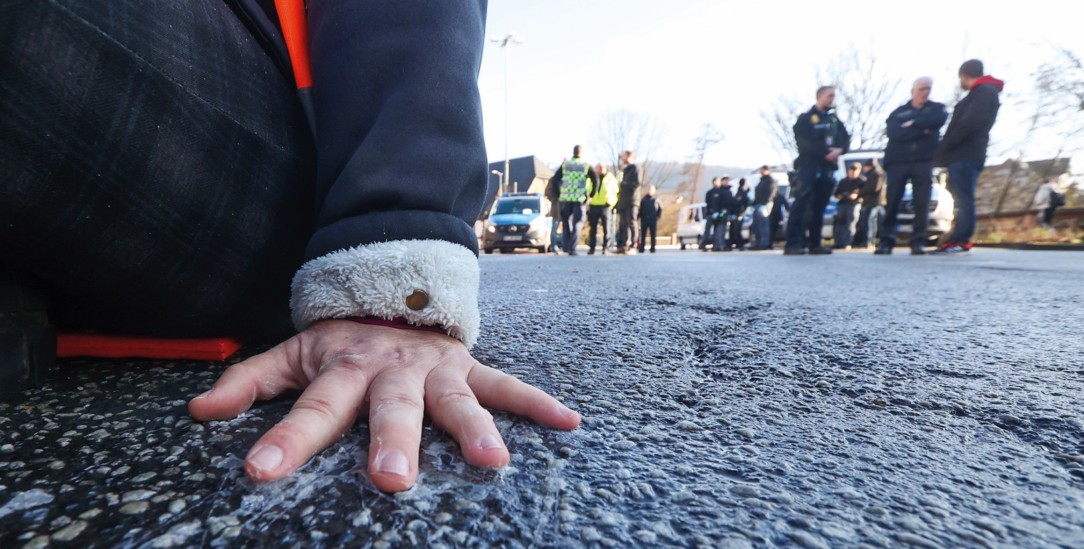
[587,163,618,254]
[550,145,598,256]
[786,86,850,255]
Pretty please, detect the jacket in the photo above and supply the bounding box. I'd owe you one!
[729,186,750,216]
[589,172,618,207]
[753,175,777,207]
[553,157,597,203]
[794,106,850,171]
[637,195,662,222]
[705,185,734,217]
[233,0,491,347]
[859,169,886,207]
[884,100,948,166]
[933,76,1004,167]
[615,163,641,211]
[834,176,864,204]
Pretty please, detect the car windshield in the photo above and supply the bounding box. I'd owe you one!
[494,198,540,215]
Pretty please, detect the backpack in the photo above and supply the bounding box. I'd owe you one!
[1049,190,1066,208]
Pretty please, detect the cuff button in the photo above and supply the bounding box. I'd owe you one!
[405,289,429,311]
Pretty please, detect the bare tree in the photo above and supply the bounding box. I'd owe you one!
[685,123,724,203]
[590,109,676,188]
[761,46,903,158]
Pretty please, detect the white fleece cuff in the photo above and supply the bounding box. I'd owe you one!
[290,240,481,348]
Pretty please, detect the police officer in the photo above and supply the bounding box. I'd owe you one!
[550,145,598,256]
[587,163,618,254]
[704,176,734,252]
[786,86,851,255]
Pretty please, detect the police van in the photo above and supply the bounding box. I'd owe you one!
[482,193,551,254]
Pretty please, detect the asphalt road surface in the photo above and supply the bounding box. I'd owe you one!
[1,248,1082,547]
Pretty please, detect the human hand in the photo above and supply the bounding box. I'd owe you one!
[902,120,914,128]
[188,319,581,492]
[825,148,843,163]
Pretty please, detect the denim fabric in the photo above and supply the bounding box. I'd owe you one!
[833,202,860,247]
[854,205,883,248]
[700,218,715,250]
[560,202,585,253]
[712,217,730,250]
[1,0,315,339]
[550,217,561,252]
[785,167,835,249]
[880,162,933,247]
[750,206,769,248]
[946,160,983,243]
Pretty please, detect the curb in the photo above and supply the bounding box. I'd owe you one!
[974,243,1084,251]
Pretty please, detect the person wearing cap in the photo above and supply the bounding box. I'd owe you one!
[877,77,949,255]
[932,60,1003,255]
[786,86,851,255]
[750,166,778,250]
[832,163,865,249]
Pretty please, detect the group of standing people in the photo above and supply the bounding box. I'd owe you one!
[547,147,660,255]
[784,59,1002,256]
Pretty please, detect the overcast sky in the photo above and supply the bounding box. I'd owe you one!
[478,0,1084,170]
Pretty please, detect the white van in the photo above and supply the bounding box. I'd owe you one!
[676,202,706,250]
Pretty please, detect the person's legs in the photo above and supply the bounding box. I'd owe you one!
[550,217,560,252]
[868,205,884,246]
[648,221,657,252]
[806,172,834,250]
[946,161,981,244]
[785,167,817,250]
[1042,206,1056,227]
[879,167,908,248]
[907,162,933,248]
[700,216,714,250]
[712,219,727,250]
[0,0,314,339]
[637,222,647,253]
[586,206,601,253]
[599,207,611,253]
[616,208,630,250]
[567,203,585,253]
[560,202,574,252]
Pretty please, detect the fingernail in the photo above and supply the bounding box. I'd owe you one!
[479,435,504,451]
[557,404,579,418]
[376,450,410,477]
[193,389,213,400]
[247,444,283,473]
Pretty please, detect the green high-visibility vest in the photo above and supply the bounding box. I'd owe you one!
[559,157,589,202]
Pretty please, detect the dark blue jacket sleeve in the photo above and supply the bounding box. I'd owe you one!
[304,0,489,260]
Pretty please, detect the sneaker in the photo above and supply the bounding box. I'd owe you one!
[783,247,807,256]
[874,243,893,255]
[933,242,970,255]
[808,246,833,255]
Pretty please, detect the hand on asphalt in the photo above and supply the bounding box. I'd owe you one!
[187,319,581,492]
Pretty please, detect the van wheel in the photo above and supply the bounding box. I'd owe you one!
[484,248,494,254]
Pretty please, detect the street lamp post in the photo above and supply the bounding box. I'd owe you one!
[490,169,504,195]
[491,33,523,196]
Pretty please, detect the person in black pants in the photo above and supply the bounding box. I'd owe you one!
[637,185,663,253]
[786,86,851,255]
[877,77,948,255]
[832,163,864,249]
[728,178,751,250]
[704,177,734,251]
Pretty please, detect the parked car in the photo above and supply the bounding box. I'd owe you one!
[835,151,954,245]
[482,193,551,254]
[676,202,706,249]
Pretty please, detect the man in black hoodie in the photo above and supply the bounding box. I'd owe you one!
[704,177,734,252]
[876,77,949,255]
[786,86,851,255]
[932,59,1003,254]
[614,150,641,254]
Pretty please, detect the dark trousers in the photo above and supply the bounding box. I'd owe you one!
[880,161,932,248]
[946,160,983,244]
[728,212,746,249]
[712,217,730,250]
[833,202,860,247]
[854,205,884,248]
[785,166,835,249]
[0,0,314,339]
[560,202,585,253]
[616,207,637,250]
[587,205,611,252]
[700,216,716,249]
[638,220,658,252]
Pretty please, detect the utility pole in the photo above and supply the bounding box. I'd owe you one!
[492,33,524,195]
